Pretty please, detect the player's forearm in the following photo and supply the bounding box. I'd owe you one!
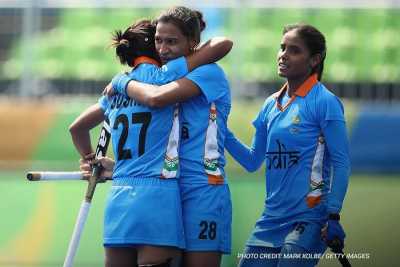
[126,79,199,108]
[126,80,163,107]
[225,128,265,172]
[69,104,105,158]
[70,128,93,157]
[327,168,350,214]
[323,120,351,213]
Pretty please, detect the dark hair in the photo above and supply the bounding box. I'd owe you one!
[111,19,159,67]
[283,23,326,80]
[156,6,206,46]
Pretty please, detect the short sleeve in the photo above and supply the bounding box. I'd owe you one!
[252,96,275,130]
[151,56,188,84]
[98,95,109,112]
[253,109,266,130]
[185,64,228,103]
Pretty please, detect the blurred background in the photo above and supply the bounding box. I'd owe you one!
[0,0,399,266]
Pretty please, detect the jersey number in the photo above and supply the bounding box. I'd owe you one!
[113,112,152,160]
[198,220,217,240]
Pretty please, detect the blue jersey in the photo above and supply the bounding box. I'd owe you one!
[225,74,350,247]
[253,74,349,246]
[179,63,231,184]
[99,57,188,179]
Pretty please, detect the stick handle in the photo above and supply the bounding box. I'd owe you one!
[336,250,352,267]
[330,244,352,267]
[63,200,91,267]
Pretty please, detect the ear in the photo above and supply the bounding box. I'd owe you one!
[310,53,322,69]
[189,39,197,51]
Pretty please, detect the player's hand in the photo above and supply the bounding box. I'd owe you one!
[321,215,346,251]
[80,156,115,180]
[103,82,115,96]
[110,73,131,96]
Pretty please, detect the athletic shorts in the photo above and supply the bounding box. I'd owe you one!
[179,182,232,254]
[239,222,327,267]
[284,221,327,253]
[103,177,185,249]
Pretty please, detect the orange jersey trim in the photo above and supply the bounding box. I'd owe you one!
[306,195,322,208]
[133,56,161,68]
[208,174,224,185]
[275,74,318,111]
[295,73,318,97]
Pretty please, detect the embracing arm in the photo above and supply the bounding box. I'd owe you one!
[122,78,200,108]
[69,103,105,158]
[322,120,351,214]
[136,37,232,86]
[107,37,232,107]
[225,126,267,172]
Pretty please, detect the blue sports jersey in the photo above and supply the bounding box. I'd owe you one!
[99,57,188,179]
[179,63,231,184]
[225,74,350,247]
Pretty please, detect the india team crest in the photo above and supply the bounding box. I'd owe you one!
[163,156,178,171]
[210,107,217,121]
[292,115,300,124]
[204,158,219,172]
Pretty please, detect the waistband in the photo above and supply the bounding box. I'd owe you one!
[112,176,178,187]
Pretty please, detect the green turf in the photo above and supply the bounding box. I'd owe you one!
[31,98,105,170]
[1,172,399,267]
[0,171,42,246]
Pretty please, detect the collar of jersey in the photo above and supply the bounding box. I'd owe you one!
[274,73,318,111]
[133,56,161,68]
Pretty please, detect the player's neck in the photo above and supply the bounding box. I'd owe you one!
[286,76,309,97]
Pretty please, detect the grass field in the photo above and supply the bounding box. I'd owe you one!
[1,98,399,267]
[1,172,399,267]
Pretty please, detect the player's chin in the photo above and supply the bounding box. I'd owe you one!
[160,56,170,64]
[277,70,287,78]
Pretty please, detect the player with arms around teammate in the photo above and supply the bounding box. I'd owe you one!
[107,6,233,267]
[224,23,350,267]
[69,19,232,267]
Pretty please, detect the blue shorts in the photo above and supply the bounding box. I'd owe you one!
[239,222,327,267]
[103,177,185,249]
[179,182,232,254]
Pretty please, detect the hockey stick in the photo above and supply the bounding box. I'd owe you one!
[63,119,111,267]
[329,238,352,267]
[27,171,112,181]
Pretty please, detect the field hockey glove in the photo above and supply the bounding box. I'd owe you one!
[111,73,131,96]
[326,213,346,251]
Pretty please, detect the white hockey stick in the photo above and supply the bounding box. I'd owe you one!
[26,171,112,181]
[63,119,111,267]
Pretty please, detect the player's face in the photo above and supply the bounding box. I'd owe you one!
[277,29,313,82]
[155,21,193,64]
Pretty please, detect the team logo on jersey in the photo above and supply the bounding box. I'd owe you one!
[163,156,178,171]
[204,158,219,172]
[292,115,301,124]
[161,156,178,178]
[265,140,300,170]
[209,108,217,121]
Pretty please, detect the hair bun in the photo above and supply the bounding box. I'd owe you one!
[119,39,129,47]
[115,38,130,59]
[193,10,206,32]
